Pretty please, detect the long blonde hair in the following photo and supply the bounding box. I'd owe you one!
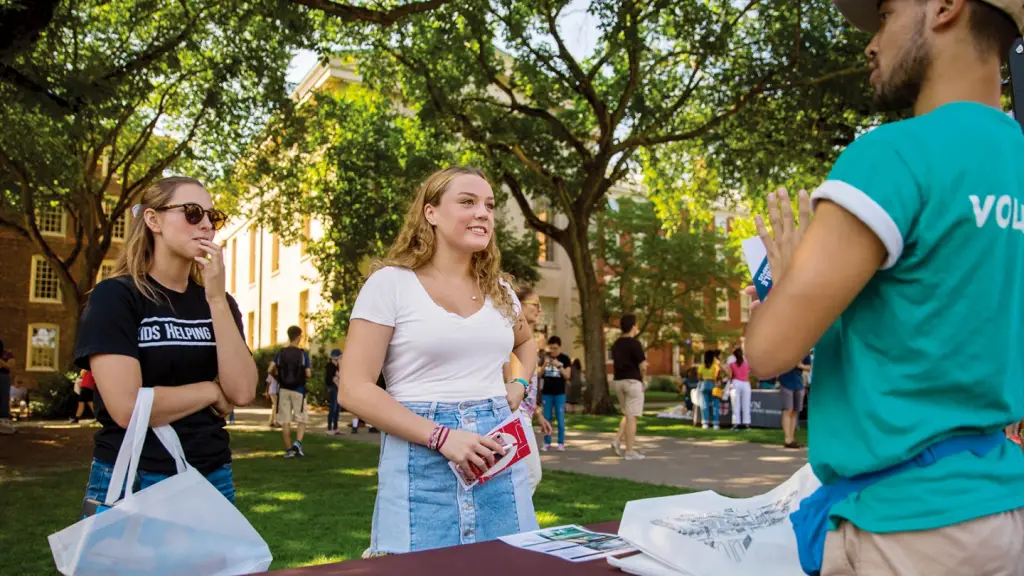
[112,176,205,303]
[377,166,518,321]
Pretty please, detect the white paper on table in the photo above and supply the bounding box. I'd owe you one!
[608,552,695,576]
[616,464,820,576]
[500,524,635,563]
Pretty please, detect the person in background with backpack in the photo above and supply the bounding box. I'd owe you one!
[268,326,311,458]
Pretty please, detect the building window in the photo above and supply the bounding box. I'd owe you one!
[298,289,309,345]
[29,255,62,303]
[538,297,557,337]
[26,323,60,371]
[740,291,751,322]
[537,212,556,263]
[300,217,311,258]
[269,302,279,346]
[248,225,257,284]
[37,203,66,237]
[271,234,280,273]
[97,260,116,283]
[716,288,730,320]
[230,238,237,293]
[691,291,704,318]
[715,214,729,231]
[103,197,128,242]
[246,311,255,349]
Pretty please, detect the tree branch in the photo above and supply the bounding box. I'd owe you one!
[291,0,453,26]
[497,171,564,243]
[540,1,609,136]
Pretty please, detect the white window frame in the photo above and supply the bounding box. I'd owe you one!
[103,196,128,242]
[26,323,60,372]
[96,259,117,283]
[691,291,704,318]
[29,255,63,304]
[716,288,730,321]
[740,292,751,322]
[37,204,67,237]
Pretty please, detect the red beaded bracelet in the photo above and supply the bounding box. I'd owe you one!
[428,423,449,451]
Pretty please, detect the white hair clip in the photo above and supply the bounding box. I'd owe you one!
[131,204,143,218]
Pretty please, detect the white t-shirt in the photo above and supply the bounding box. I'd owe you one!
[350,266,521,403]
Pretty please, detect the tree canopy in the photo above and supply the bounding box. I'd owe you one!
[348,0,878,412]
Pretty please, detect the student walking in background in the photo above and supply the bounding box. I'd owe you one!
[697,350,721,430]
[728,348,752,430]
[268,326,311,457]
[540,335,571,451]
[0,341,13,434]
[74,176,256,507]
[326,349,342,435]
[337,166,538,555]
[265,373,280,428]
[610,314,647,460]
[71,369,97,423]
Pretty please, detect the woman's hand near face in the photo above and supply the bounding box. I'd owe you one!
[194,239,226,304]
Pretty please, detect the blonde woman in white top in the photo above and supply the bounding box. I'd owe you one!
[339,166,539,554]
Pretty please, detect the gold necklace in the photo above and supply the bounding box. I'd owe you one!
[431,264,480,301]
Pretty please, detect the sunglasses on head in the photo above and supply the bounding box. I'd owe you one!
[155,203,227,230]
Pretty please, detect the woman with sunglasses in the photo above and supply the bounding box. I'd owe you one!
[74,176,255,508]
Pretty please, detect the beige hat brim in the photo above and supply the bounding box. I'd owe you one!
[833,0,881,33]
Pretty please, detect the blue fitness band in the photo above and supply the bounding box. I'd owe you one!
[512,377,529,389]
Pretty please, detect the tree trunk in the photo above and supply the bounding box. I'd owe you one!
[564,224,616,415]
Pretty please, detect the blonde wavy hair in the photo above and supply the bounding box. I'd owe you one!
[377,166,518,321]
[112,176,206,303]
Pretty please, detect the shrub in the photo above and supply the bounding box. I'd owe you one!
[252,346,331,408]
[33,371,79,419]
[648,375,682,394]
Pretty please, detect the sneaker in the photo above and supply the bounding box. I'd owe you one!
[611,439,623,457]
[713,425,720,431]
[784,442,803,450]
[351,426,359,434]
[284,448,296,458]
[701,423,710,430]
[292,441,305,457]
[542,444,550,452]
[624,451,646,461]
[69,417,80,424]
[556,444,566,452]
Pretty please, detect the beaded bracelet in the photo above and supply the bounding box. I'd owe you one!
[427,423,450,451]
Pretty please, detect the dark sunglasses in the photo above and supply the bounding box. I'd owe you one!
[155,203,227,230]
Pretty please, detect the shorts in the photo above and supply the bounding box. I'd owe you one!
[369,397,537,554]
[83,458,235,513]
[823,508,1024,575]
[611,379,645,417]
[780,387,805,412]
[79,387,94,402]
[277,388,307,424]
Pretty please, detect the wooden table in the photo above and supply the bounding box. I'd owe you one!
[264,522,627,575]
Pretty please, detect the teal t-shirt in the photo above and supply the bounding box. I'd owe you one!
[808,102,1024,533]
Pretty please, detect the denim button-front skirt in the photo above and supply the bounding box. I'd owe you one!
[369,397,539,554]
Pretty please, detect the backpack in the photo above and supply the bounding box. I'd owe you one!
[276,347,307,391]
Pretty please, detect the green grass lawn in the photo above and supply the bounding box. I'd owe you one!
[564,413,809,446]
[1,430,689,575]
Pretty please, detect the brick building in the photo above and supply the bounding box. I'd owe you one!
[0,202,128,388]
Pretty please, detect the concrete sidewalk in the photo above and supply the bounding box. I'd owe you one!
[232,407,806,498]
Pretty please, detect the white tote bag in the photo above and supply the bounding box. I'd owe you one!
[49,389,273,575]
[613,464,821,576]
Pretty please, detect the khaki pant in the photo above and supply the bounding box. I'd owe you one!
[823,508,1024,576]
[277,388,307,424]
[612,379,645,417]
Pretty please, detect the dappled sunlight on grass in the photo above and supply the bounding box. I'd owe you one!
[337,467,377,477]
[563,414,807,446]
[265,491,306,502]
[250,504,282,514]
[535,510,561,526]
[303,554,350,566]
[232,450,283,460]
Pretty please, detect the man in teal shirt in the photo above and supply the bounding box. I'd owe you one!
[744,0,1024,573]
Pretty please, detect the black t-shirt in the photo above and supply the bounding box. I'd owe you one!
[74,276,244,475]
[325,362,339,389]
[611,336,646,381]
[541,353,571,396]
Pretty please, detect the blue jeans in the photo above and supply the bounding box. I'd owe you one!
[83,458,235,516]
[542,393,566,445]
[700,381,720,426]
[370,397,537,554]
[328,386,340,430]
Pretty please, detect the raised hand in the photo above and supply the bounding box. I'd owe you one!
[754,188,813,286]
[194,239,227,303]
